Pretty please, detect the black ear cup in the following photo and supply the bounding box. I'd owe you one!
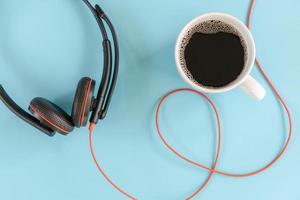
[29,97,74,135]
[71,77,95,127]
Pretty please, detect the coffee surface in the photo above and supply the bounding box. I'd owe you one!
[184,31,245,88]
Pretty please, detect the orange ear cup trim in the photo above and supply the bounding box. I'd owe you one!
[80,80,93,126]
[29,105,69,134]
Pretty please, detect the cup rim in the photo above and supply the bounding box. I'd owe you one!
[175,12,256,93]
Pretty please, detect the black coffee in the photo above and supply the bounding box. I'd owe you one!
[180,20,246,88]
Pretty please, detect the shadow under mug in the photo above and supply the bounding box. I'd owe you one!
[175,12,266,100]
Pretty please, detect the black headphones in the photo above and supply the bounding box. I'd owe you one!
[0,0,119,137]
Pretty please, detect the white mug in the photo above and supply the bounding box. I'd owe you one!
[175,13,266,100]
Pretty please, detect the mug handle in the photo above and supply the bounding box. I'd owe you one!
[239,75,266,100]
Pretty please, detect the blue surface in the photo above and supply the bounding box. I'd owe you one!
[0,0,299,199]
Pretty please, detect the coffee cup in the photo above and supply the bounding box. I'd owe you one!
[175,12,266,100]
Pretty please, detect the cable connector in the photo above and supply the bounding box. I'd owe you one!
[89,123,95,132]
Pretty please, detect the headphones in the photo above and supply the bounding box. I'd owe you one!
[0,0,119,137]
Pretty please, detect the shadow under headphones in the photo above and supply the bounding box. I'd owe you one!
[0,0,119,137]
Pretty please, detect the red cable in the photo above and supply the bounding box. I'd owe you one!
[89,89,222,200]
[156,0,293,178]
[165,89,222,200]
[89,123,138,200]
[88,0,293,199]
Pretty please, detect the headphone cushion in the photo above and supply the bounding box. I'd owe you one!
[29,97,74,135]
[71,77,95,127]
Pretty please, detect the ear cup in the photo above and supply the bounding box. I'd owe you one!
[29,97,74,135]
[71,77,95,127]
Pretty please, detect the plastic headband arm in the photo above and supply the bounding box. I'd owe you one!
[97,8,120,120]
[0,85,55,136]
[82,0,114,124]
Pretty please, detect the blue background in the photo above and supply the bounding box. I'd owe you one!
[0,0,299,199]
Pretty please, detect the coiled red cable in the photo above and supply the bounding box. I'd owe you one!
[154,88,222,199]
[88,0,293,199]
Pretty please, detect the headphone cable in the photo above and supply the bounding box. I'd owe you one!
[156,0,292,179]
[89,123,138,200]
[88,0,293,199]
